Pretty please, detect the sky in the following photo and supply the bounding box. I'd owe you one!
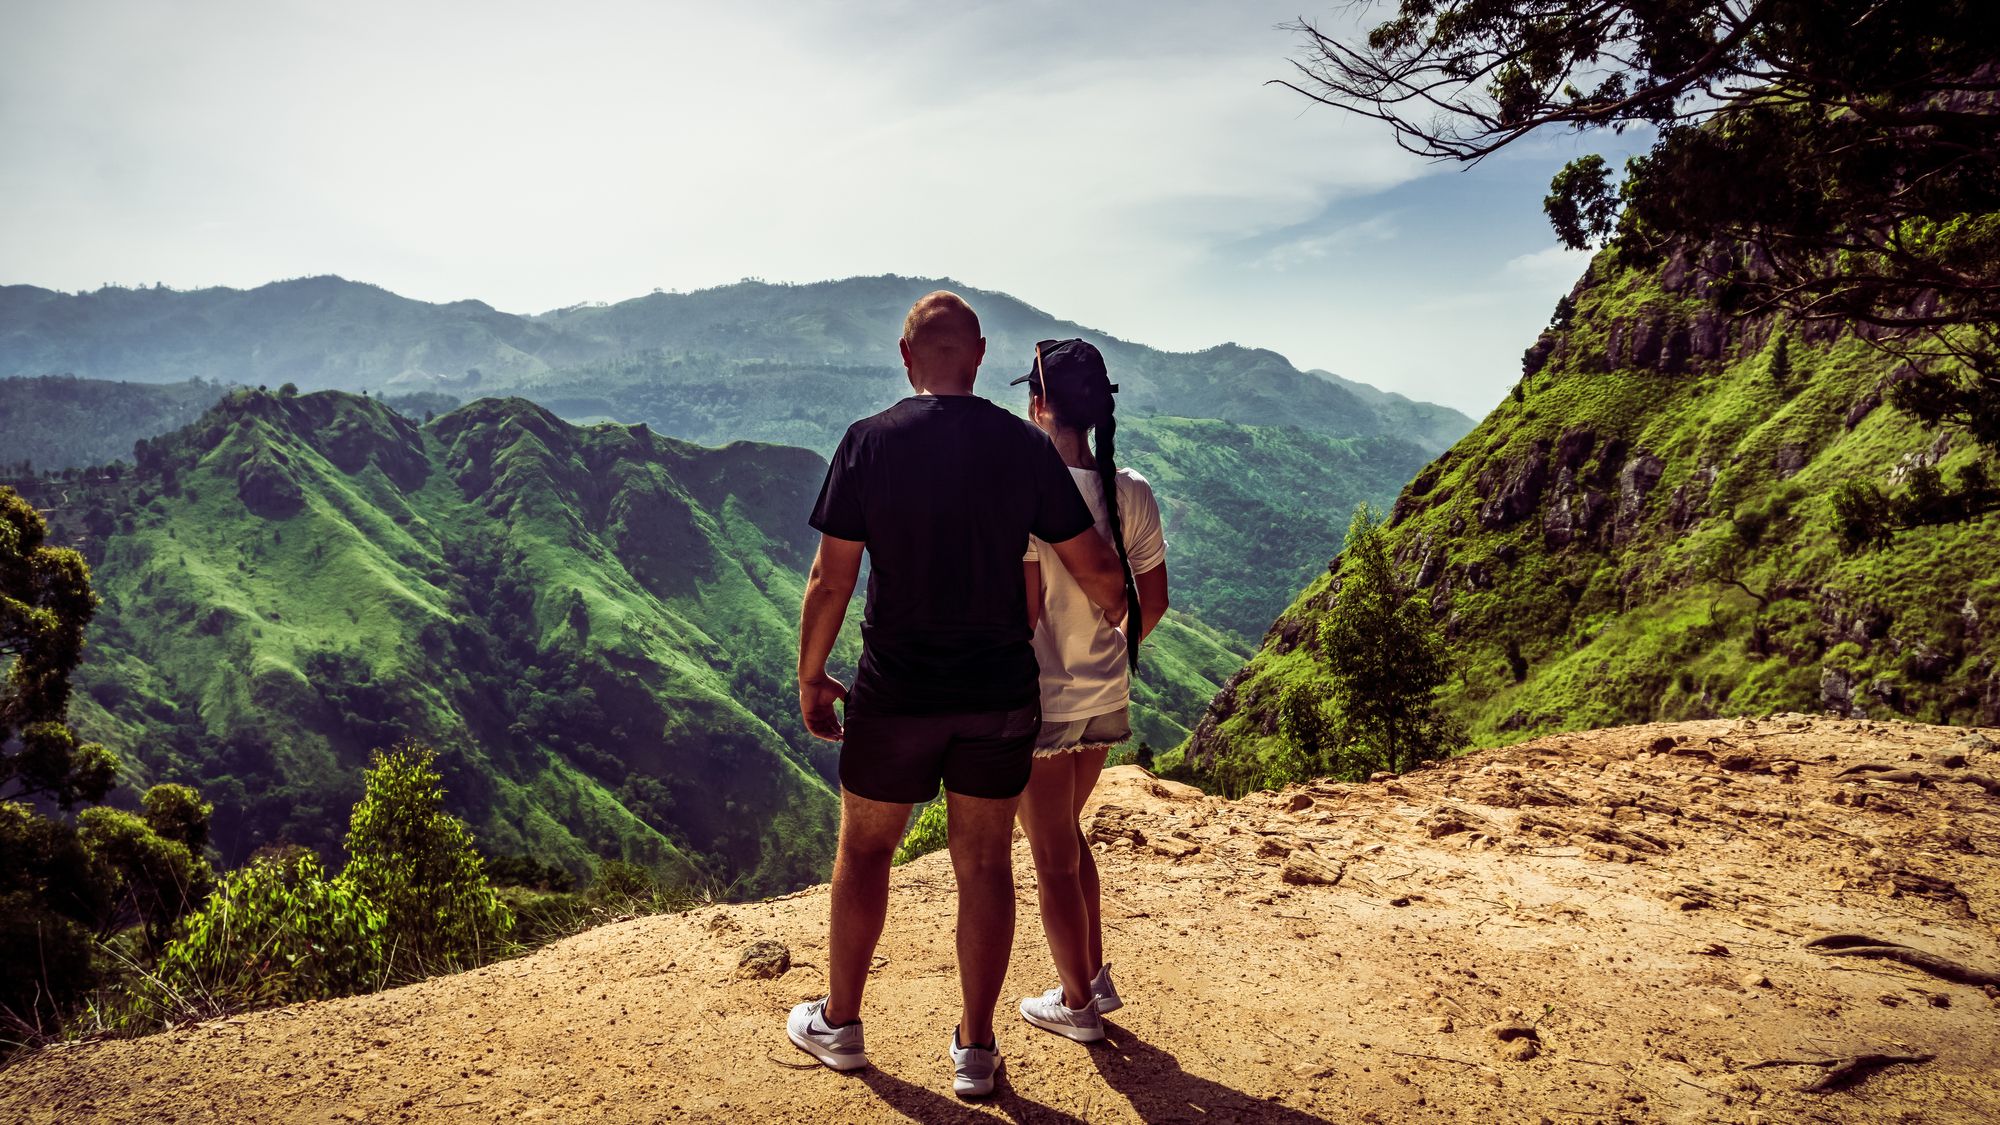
[0,0,1645,417]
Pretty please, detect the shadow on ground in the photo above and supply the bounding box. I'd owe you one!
[854,1025,1335,1124]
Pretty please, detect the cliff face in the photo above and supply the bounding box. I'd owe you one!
[1187,246,2000,785]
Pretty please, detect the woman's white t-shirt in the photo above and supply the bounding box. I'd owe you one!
[1023,466,1167,722]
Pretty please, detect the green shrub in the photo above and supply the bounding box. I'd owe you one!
[153,850,384,1018]
[140,784,212,853]
[340,742,512,977]
[1277,506,1464,781]
[892,798,946,866]
[77,807,212,951]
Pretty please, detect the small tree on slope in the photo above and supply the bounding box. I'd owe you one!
[340,741,512,977]
[1279,505,1463,781]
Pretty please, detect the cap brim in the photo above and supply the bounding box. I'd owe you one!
[1008,373,1033,385]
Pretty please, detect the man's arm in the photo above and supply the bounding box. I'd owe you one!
[1047,529,1128,628]
[798,533,864,741]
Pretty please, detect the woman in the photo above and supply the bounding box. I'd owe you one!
[1010,338,1169,1044]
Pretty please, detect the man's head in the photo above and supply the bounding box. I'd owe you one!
[899,291,985,394]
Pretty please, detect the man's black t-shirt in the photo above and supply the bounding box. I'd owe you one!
[809,394,1096,715]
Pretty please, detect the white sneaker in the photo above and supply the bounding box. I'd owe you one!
[787,997,867,1072]
[949,1027,1001,1098]
[1091,963,1123,1014]
[1019,986,1106,1042]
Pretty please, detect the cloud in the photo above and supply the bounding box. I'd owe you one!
[1503,244,1595,288]
[1250,215,1400,271]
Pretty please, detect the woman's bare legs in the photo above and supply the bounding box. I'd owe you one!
[1017,745,1112,1010]
[1069,746,1108,974]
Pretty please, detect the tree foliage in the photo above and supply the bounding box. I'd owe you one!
[1279,2,2000,458]
[1,488,116,808]
[341,741,512,975]
[155,849,386,1016]
[1278,506,1463,780]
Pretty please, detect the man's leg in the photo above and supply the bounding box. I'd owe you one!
[945,788,1020,1046]
[825,788,913,1026]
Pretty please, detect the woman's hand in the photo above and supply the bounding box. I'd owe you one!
[798,673,849,741]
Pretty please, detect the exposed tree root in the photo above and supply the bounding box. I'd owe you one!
[1806,934,2000,986]
[1742,1052,1936,1094]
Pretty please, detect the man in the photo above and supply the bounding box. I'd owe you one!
[787,291,1131,1098]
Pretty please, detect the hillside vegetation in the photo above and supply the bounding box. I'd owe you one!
[28,389,1260,890]
[0,376,230,472]
[42,389,840,895]
[1187,245,2000,788]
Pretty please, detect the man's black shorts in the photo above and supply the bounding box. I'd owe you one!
[839,703,1041,804]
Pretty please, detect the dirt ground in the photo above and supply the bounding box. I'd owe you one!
[7,715,1999,1124]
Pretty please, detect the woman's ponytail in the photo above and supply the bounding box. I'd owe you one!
[1091,403,1143,677]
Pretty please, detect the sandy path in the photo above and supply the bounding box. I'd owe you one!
[8,716,2000,1124]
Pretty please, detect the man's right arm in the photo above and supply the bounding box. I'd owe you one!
[797,533,864,741]
[1047,530,1128,628]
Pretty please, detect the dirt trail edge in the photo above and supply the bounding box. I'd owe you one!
[9,716,2000,1124]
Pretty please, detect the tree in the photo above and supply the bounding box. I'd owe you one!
[1,488,117,807]
[339,742,512,976]
[1278,3,2000,457]
[1279,506,1463,780]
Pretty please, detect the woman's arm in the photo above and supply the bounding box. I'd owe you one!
[1024,561,1043,632]
[1134,563,1169,642]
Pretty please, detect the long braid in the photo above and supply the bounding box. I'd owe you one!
[1091,407,1143,677]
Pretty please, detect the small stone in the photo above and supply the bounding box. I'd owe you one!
[1256,836,1294,859]
[1741,973,1770,989]
[1430,1016,1454,1034]
[1502,1038,1539,1062]
[735,940,790,979]
[1285,793,1315,812]
[1368,771,1395,783]
[1280,851,1346,886]
[705,912,742,935]
[1149,836,1200,859]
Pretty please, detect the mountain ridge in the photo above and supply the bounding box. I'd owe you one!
[0,274,1473,453]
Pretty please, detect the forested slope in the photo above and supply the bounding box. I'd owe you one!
[1187,245,2000,788]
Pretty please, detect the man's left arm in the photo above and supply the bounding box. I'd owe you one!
[798,534,864,741]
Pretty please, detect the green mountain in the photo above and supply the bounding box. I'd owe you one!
[1185,246,2000,786]
[45,389,841,895]
[0,276,1472,454]
[32,389,1258,889]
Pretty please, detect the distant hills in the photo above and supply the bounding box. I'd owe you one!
[0,275,1472,452]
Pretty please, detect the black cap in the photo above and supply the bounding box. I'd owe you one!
[1010,338,1118,394]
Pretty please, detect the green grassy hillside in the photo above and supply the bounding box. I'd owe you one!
[32,389,1262,889]
[1184,247,2000,789]
[49,389,840,896]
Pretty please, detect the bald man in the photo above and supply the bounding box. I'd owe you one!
[788,291,1131,1097]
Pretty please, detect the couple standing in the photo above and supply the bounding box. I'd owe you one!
[787,291,1170,1096]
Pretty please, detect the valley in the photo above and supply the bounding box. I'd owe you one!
[2,276,1467,892]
